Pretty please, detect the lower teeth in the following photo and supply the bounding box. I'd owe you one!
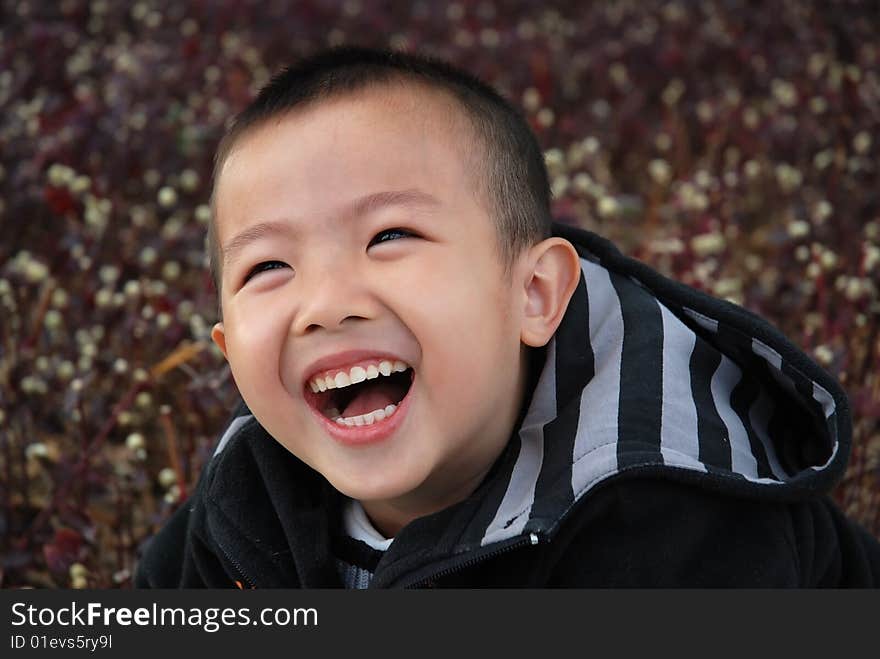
[334,404,398,427]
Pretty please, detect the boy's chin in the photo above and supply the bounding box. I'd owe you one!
[330,474,424,506]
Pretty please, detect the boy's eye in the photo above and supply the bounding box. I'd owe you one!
[368,228,413,247]
[243,260,289,283]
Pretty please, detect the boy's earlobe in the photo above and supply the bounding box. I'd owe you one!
[211,322,228,359]
[520,238,580,348]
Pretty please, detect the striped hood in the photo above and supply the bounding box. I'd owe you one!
[451,223,852,552]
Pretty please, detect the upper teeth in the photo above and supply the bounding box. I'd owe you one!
[308,359,409,393]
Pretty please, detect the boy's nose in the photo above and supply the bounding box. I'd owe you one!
[290,267,376,335]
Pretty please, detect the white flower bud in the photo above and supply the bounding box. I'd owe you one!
[649,159,671,185]
[44,309,63,329]
[164,484,182,504]
[70,175,91,194]
[24,260,49,283]
[786,221,810,239]
[157,186,178,208]
[582,136,600,155]
[696,100,714,123]
[176,300,194,322]
[140,246,157,266]
[99,264,119,284]
[744,160,761,179]
[597,195,620,218]
[771,79,798,107]
[148,280,167,296]
[813,345,833,366]
[845,278,864,301]
[809,97,827,114]
[853,131,871,155]
[94,288,112,308]
[158,467,177,488]
[691,233,727,257]
[161,217,183,240]
[775,164,803,192]
[661,79,685,106]
[161,261,181,281]
[694,170,713,189]
[820,251,837,270]
[522,87,541,112]
[551,175,569,199]
[47,163,71,186]
[179,169,200,191]
[195,204,212,224]
[123,280,141,297]
[864,245,880,272]
[536,107,554,127]
[57,361,75,380]
[812,200,832,223]
[125,432,145,450]
[26,442,48,459]
[51,288,69,308]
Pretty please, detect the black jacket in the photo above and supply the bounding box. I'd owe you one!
[135,223,880,588]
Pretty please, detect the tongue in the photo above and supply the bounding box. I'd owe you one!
[340,380,406,417]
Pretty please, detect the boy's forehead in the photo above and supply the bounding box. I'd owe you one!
[223,82,474,182]
[215,83,483,237]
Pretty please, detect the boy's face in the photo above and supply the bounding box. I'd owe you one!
[211,85,530,528]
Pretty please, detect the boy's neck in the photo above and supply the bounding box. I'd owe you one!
[360,464,496,538]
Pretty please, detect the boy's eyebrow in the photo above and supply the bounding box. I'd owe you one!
[347,188,440,220]
[222,188,440,268]
[222,221,296,268]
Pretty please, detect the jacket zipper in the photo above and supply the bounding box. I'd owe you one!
[402,532,540,588]
[218,539,258,589]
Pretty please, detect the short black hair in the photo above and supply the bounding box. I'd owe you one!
[208,46,553,303]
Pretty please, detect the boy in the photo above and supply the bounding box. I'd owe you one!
[136,46,880,588]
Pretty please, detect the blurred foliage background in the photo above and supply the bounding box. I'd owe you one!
[1,0,878,588]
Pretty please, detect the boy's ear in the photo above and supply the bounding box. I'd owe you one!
[519,237,580,348]
[211,322,228,359]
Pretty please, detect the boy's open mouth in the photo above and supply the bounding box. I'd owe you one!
[304,360,415,427]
